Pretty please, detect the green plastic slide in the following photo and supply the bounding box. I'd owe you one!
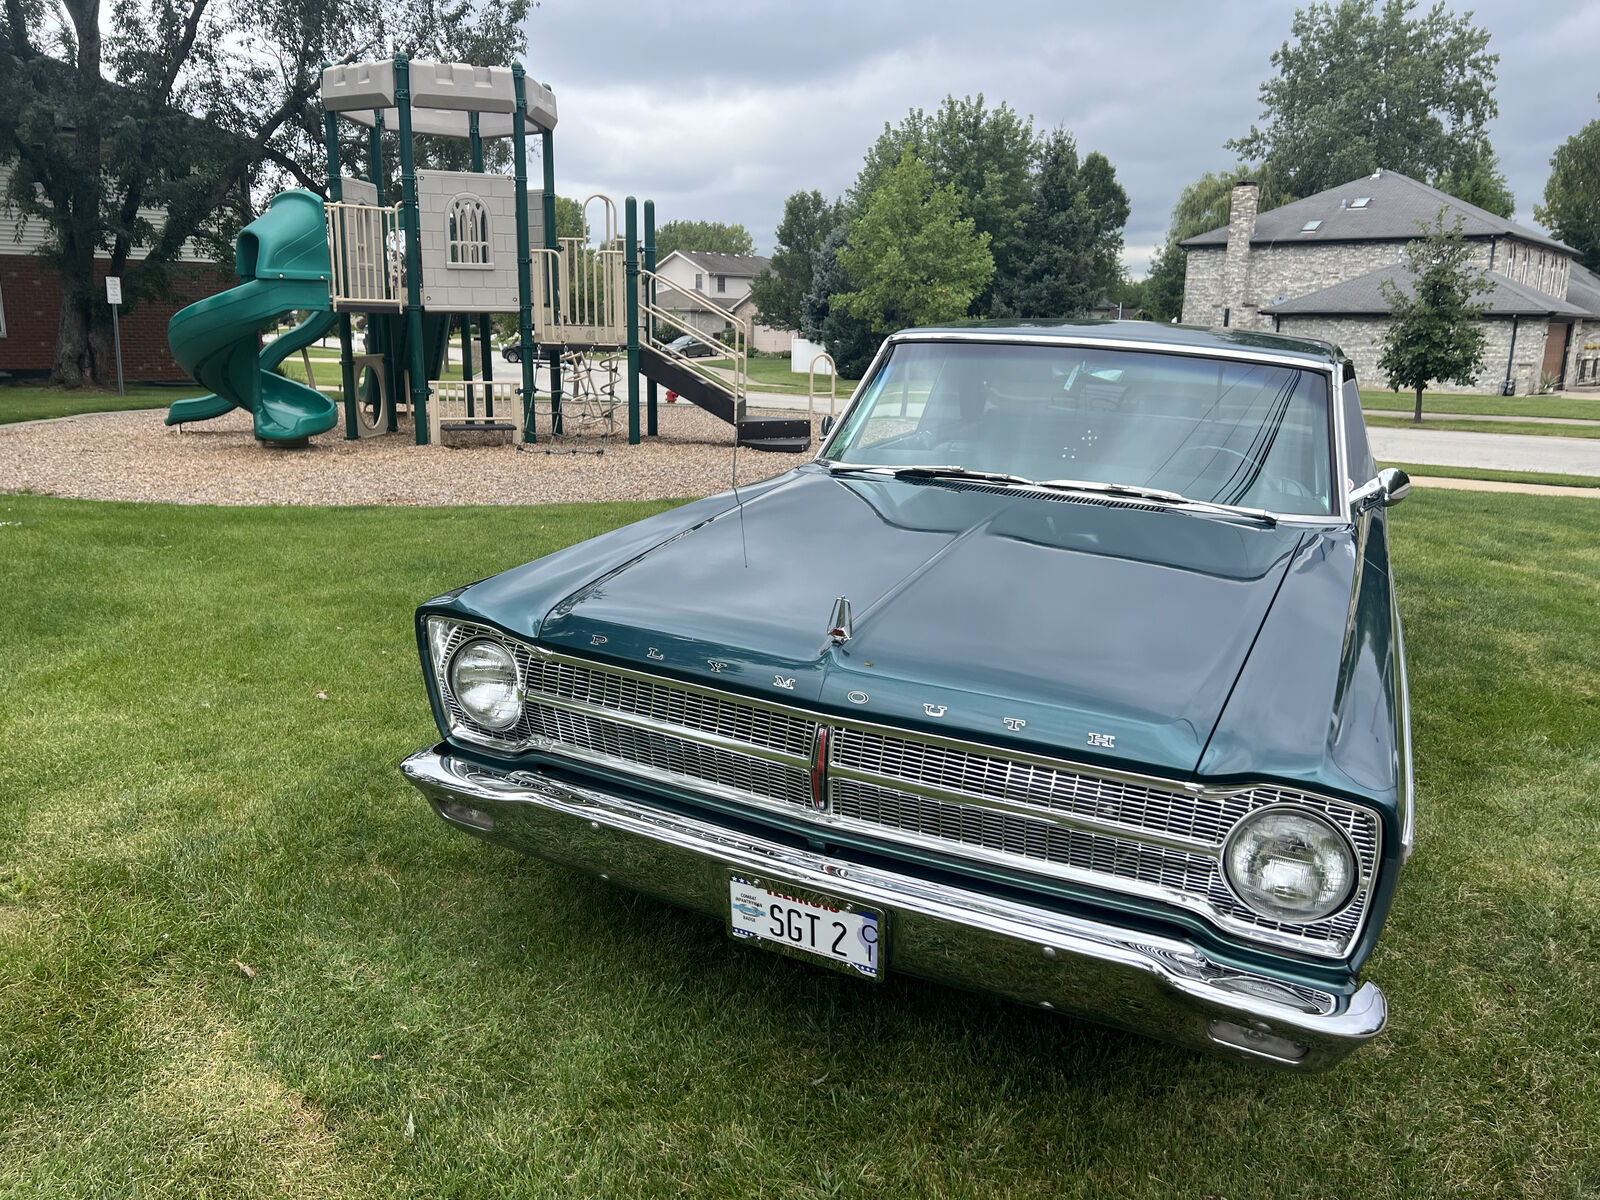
[166,189,341,442]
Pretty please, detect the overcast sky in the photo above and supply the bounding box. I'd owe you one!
[526,0,1600,277]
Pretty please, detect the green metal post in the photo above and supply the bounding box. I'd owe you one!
[625,196,640,445]
[479,313,494,418]
[469,112,483,171]
[460,314,475,418]
[395,54,430,445]
[512,65,537,443]
[369,111,397,432]
[541,126,561,432]
[643,199,658,436]
[370,111,386,203]
[324,105,360,441]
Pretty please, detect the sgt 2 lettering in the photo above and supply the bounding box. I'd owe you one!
[768,902,851,957]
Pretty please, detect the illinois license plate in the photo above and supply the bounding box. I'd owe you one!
[728,874,882,980]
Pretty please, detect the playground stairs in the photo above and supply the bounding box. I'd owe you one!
[635,345,811,453]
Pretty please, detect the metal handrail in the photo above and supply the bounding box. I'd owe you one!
[639,267,748,416]
[325,201,406,310]
[807,351,837,419]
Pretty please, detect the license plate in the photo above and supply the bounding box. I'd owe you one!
[728,874,882,980]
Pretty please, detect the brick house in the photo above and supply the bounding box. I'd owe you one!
[0,162,230,382]
[1180,170,1600,394]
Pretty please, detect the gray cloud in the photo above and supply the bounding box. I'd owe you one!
[526,0,1600,275]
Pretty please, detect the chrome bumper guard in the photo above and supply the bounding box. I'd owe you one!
[401,747,1387,1071]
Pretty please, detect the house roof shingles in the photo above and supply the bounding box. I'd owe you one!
[1181,170,1575,255]
[1262,262,1592,318]
[1564,262,1600,318]
[670,250,771,277]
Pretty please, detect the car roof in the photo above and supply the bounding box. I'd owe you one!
[891,318,1341,366]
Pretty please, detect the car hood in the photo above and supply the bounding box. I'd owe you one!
[528,466,1308,776]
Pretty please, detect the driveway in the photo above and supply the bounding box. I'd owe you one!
[1367,426,1600,475]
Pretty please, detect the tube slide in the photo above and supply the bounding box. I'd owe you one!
[166,189,341,442]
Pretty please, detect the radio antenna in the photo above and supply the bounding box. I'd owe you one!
[731,427,748,567]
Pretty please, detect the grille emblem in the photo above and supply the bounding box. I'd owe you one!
[923,704,948,718]
[590,634,608,645]
[847,691,869,705]
[707,660,728,673]
[774,675,796,690]
[1087,732,1116,748]
[1003,717,1027,731]
[647,647,664,660]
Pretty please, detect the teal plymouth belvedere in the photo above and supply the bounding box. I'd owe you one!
[402,321,1414,1070]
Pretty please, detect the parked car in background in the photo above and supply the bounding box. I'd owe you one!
[664,333,718,359]
[501,341,527,363]
[403,320,1413,1071]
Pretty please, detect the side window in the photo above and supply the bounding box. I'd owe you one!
[716,275,726,293]
[446,195,491,266]
[1341,378,1375,488]
[694,272,703,290]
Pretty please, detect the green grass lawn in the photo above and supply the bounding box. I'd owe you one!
[1361,389,1600,421]
[1,492,1598,1197]
[1383,461,1600,489]
[705,355,861,396]
[0,384,180,424]
[1366,414,1600,439]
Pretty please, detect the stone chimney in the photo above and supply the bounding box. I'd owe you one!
[1221,180,1260,328]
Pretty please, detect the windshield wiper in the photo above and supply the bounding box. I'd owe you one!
[827,463,1037,486]
[1033,477,1279,525]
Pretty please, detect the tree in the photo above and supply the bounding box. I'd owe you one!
[1535,100,1600,274]
[0,0,528,388]
[1229,0,1501,200]
[747,189,844,333]
[1377,210,1494,422]
[994,130,1129,318]
[835,150,994,334]
[553,196,588,242]
[801,226,879,378]
[1436,151,1514,219]
[851,94,1035,309]
[653,219,755,257]
[1143,166,1292,322]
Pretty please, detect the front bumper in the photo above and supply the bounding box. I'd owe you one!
[401,746,1387,1071]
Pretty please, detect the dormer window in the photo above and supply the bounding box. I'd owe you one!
[447,195,491,266]
[1302,220,1323,231]
[1350,197,1371,209]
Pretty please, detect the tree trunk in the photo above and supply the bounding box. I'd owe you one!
[49,0,110,388]
[1413,386,1424,424]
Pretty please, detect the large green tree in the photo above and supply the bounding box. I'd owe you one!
[835,150,994,335]
[851,94,1034,309]
[1228,0,1505,203]
[652,219,755,258]
[1377,211,1494,421]
[1143,166,1293,322]
[801,225,879,378]
[0,0,528,388]
[1535,100,1600,274]
[994,129,1129,319]
[747,189,844,333]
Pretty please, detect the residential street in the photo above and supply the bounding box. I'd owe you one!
[1367,426,1600,474]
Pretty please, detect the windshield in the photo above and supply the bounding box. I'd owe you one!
[823,341,1337,516]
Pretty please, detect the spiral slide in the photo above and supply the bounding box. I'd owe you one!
[166,189,341,442]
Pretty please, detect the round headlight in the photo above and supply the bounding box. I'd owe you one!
[448,639,522,731]
[1223,808,1357,923]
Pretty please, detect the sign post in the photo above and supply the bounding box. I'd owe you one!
[105,276,125,396]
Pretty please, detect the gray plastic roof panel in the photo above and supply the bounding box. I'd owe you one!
[321,60,557,135]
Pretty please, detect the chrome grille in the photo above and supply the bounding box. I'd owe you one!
[525,702,812,808]
[432,620,811,811]
[428,618,1383,958]
[829,727,1380,956]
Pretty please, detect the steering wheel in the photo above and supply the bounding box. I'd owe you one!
[1161,443,1312,500]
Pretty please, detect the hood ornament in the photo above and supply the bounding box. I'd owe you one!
[828,596,853,644]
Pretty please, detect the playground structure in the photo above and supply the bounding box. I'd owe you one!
[165,57,812,454]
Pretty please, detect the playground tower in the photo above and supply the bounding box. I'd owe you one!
[165,57,811,453]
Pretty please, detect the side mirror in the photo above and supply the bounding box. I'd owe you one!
[820,415,835,436]
[1349,467,1411,515]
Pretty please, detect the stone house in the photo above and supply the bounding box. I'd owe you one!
[1180,170,1600,394]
